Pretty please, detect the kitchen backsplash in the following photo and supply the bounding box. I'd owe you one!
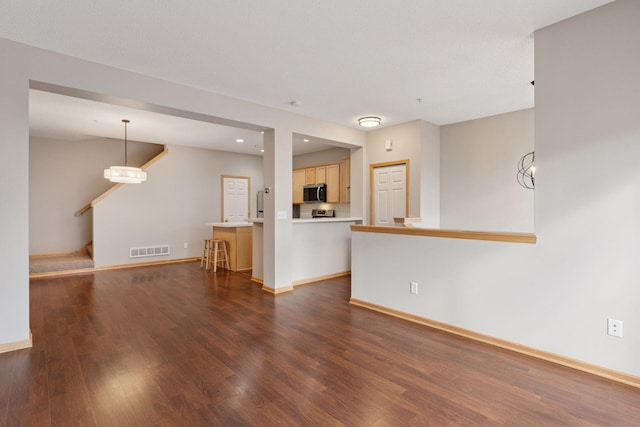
[299,203,350,218]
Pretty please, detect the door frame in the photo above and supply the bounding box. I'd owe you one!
[369,159,409,225]
[221,175,251,221]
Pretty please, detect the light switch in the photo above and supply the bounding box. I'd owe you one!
[277,210,287,219]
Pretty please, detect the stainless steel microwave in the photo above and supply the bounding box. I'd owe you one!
[303,183,326,203]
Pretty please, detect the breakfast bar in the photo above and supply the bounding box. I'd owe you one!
[250,217,362,285]
[205,222,253,272]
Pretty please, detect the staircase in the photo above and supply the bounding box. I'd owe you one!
[38,146,169,278]
[29,242,94,275]
[31,147,169,277]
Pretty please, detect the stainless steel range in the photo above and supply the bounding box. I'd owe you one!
[311,209,335,218]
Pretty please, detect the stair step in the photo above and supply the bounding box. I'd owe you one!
[29,255,94,274]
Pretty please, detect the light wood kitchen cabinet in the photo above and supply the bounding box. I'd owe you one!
[326,163,340,203]
[315,166,326,184]
[302,166,327,185]
[293,161,348,203]
[293,169,305,204]
[305,168,316,185]
[341,157,350,203]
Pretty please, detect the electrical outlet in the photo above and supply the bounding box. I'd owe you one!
[183,242,189,249]
[607,318,623,338]
[410,281,419,295]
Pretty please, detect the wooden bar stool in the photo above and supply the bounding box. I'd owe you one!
[201,239,214,270]
[209,239,230,272]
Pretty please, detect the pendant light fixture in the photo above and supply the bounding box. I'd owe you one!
[104,119,147,184]
[517,151,535,190]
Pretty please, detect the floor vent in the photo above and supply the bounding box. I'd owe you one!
[129,245,170,258]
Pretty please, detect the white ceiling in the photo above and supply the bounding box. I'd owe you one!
[28,89,332,156]
[3,0,614,153]
[29,90,262,154]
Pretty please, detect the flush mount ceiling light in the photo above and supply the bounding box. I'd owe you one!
[104,119,147,184]
[358,116,381,128]
[517,151,535,190]
[235,138,244,143]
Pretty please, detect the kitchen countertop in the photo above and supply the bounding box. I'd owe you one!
[250,217,362,224]
[293,217,363,223]
[205,222,253,227]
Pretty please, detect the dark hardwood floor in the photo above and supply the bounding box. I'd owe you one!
[1,262,639,426]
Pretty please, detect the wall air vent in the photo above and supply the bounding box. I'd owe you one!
[129,245,170,258]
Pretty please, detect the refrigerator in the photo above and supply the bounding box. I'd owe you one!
[256,190,263,218]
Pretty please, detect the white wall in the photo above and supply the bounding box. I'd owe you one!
[350,146,366,221]
[533,0,640,374]
[419,120,441,228]
[93,144,262,267]
[352,231,538,344]
[440,109,534,232]
[352,0,640,377]
[292,221,354,283]
[0,41,29,346]
[292,147,350,169]
[253,220,356,284]
[261,128,294,291]
[29,136,163,254]
[0,38,365,347]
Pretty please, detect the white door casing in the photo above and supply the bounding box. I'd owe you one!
[222,175,250,222]
[371,162,407,225]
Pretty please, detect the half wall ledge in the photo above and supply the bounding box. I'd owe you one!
[350,225,537,244]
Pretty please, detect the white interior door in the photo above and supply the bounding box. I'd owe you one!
[222,176,249,222]
[373,164,406,225]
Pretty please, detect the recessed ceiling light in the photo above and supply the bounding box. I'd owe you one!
[358,116,381,128]
[235,138,244,143]
[303,139,310,143]
[260,149,264,153]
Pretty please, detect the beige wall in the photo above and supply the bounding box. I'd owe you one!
[93,144,263,267]
[365,119,440,224]
[29,136,163,255]
[440,108,534,232]
[30,135,264,265]
[292,147,351,169]
[366,120,424,220]
[352,0,640,378]
[419,120,441,228]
